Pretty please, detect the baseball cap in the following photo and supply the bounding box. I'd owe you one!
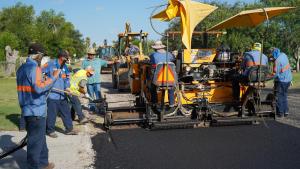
[58,49,69,58]
[28,43,45,55]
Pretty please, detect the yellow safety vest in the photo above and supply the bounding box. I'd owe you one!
[69,70,87,95]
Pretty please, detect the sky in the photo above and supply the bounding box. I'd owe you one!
[0,0,255,46]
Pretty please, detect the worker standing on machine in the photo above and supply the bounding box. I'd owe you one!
[270,47,293,118]
[124,42,140,56]
[16,43,60,169]
[232,42,268,103]
[149,40,175,107]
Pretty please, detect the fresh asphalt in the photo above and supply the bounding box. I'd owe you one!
[92,121,300,169]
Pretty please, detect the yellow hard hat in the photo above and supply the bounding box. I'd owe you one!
[252,42,262,51]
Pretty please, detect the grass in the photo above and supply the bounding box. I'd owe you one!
[0,77,20,131]
[291,72,300,88]
[0,78,65,131]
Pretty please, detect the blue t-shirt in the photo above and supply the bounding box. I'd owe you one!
[81,58,107,84]
[149,51,175,66]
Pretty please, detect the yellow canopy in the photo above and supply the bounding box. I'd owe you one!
[208,7,296,31]
[152,0,217,51]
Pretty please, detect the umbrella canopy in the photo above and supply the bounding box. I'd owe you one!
[152,0,217,51]
[208,7,296,31]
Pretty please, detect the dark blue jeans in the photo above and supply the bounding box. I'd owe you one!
[25,116,49,169]
[151,84,175,106]
[87,83,101,100]
[46,98,73,134]
[275,81,291,115]
[68,95,85,121]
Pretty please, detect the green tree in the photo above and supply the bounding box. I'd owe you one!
[0,31,20,61]
[0,3,35,56]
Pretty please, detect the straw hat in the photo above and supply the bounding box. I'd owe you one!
[87,48,96,55]
[151,40,166,49]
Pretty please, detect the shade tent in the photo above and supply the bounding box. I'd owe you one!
[208,7,296,31]
[152,0,217,52]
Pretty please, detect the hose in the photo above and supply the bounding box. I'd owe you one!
[1,60,66,159]
[0,135,27,159]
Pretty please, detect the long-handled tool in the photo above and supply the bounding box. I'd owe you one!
[52,88,93,101]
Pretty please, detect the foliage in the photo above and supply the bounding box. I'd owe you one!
[0,31,20,61]
[0,3,85,60]
[161,0,300,69]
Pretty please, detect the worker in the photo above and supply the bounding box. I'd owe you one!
[149,40,175,107]
[16,43,59,169]
[232,42,268,103]
[125,42,140,56]
[68,66,95,124]
[45,50,77,138]
[19,57,51,131]
[81,48,112,100]
[270,47,293,117]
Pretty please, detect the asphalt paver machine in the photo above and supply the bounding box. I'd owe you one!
[103,0,294,129]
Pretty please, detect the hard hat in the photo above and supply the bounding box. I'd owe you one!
[87,48,96,55]
[252,43,262,51]
[85,65,95,75]
[41,56,50,66]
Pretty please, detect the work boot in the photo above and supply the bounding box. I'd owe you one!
[65,129,79,135]
[47,132,58,138]
[79,117,88,124]
[42,162,55,169]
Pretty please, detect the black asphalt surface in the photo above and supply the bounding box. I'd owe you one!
[92,121,300,169]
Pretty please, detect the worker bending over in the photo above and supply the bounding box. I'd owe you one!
[149,40,175,107]
[68,66,95,123]
[17,43,59,169]
[270,47,293,117]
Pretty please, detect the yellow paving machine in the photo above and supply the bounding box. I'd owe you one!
[103,0,295,129]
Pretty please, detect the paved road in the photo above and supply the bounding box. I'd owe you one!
[92,74,300,169]
[92,121,300,169]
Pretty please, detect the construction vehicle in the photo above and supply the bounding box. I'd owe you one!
[111,22,149,90]
[97,39,116,73]
[103,0,294,129]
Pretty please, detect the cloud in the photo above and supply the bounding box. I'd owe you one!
[95,6,104,12]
